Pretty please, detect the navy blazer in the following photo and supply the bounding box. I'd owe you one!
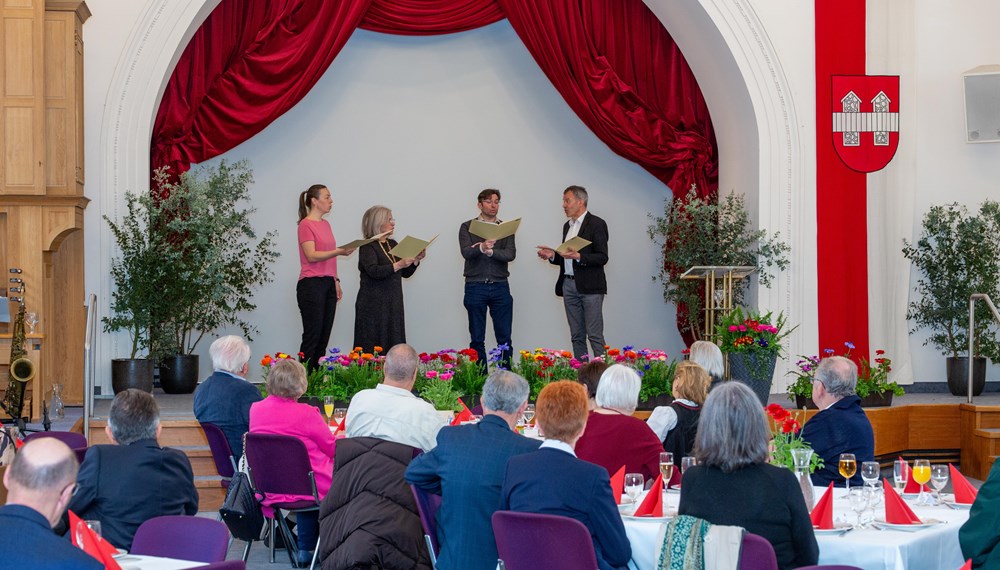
[800,395,874,486]
[193,370,262,456]
[550,211,610,296]
[0,504,102,569]
[66,439,199,549]
[405,414,541,570]
[500,447,630,570]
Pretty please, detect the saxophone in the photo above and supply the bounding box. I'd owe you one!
[3,291,34,420]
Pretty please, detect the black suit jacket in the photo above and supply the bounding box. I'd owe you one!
[550,211,609,296]
[66,439,199,549]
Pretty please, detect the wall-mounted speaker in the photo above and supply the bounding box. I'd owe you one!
[964,65,1000,143]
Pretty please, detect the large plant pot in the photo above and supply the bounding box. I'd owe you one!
[158,354,200,394]
[728,352,777,405]
[111,358,154,394]
[946,356,986,397]
[297,396,323,413]
[860,392,894,407]
[793,395,818,410]
[636,393,673,411]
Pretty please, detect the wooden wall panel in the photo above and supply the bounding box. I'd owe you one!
[3,18,33,96]
[4,106,34,185]
[47,227,83,404]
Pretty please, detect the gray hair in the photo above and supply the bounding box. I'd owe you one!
[815,356,858,398]
[108,389,160,445]
[8,438,78,492]
[482,370,530,414]
[265,359,308,399]
[361,205,392,239]
[689,341,724,379]
[563,185,588,205]
[695,382,770,472]
[595,364,641,415]
[384,343,418,383]
[209,335,251,374]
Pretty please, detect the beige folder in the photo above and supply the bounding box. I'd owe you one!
[552,236,592,255]
[469,218,521,241]
[338,231,391,251]
[389,235,438,259]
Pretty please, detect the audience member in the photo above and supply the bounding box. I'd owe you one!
[346,343,445,451]
[406,370,540,570]
[249,359,336,566]
[67,389,198,550]
[1,438,101,569]
[960,458,1000,568]
[193,335,262,456]
[500,381,630,570]
[800,356,875,486]
[679,382,818,570]
[575,364,662,480]
[575,360,609,410]
[689,340,725,389]
[647,362,710,470]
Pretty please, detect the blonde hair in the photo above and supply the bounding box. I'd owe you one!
[361,205,392,239]
[266,359,308,400]
[672,362,710,405]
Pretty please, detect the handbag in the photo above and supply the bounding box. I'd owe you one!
[219,434,264,541]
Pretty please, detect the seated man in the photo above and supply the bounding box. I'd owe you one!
[405,370,541,570]
[194,335,262,456]
[800,356,875,486]
[346,343,445,451]
[0,438,101,569]
[67,389,199,549]
[960,459,1000,568]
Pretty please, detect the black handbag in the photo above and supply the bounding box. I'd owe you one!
[219,436,264,541]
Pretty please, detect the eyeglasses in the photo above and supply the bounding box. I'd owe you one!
[480,199,500,205]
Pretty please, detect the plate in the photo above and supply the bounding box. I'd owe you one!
[669,484,681,491]
[874,518,944,531]
[944,502,972,510]
[901,492,920,499]
[622,514,673,522]
[813,524,852,535]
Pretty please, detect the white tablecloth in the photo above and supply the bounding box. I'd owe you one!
[114,554,207,570]
[621,487,969,570]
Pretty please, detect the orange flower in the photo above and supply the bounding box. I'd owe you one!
[607,348,621,357]
[354,346,363,352]
[260,355,273,366]
[361,353,374,360]
[561,351,573,358]
[373,346,383,353]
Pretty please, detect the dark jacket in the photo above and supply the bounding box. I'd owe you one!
[405,415,541,570]
[66,439,199,550]
[550,212,610,296]
[458,219,515,282]
[960,459,1000,568]
[800,395,874,486]
[661,401,701,464]
[319,437,431,570]
[193,370,262,456]
[0,504,102,569]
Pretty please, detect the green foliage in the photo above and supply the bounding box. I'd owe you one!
[637,359,677,403]
[715,308,793,357]
[419,379,463,412]
[786,344,904,401]
[512,349,579,401]
[902,201,1000,359]
[647,188,790,341]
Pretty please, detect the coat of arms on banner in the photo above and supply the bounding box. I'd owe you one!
[831,75,900,173]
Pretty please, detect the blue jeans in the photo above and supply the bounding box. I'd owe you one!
[464,281,513,370]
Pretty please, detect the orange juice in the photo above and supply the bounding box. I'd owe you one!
[911,465,931,485]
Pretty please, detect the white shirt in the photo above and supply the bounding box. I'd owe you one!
[563,210,588,276]
[539,439,577,457]
[346,384,446,451]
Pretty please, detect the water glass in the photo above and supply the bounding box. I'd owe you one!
[930,464,949,504]
[893,459,908,493]
[76,519,102,547]
[847,488,870,529]
[523,404,536,425]
[624,473,644,504]
[861,461,880,488]
[681,456,697,474]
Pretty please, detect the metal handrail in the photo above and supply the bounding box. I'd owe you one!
[968,293,1000,403]
[83,293,97,441]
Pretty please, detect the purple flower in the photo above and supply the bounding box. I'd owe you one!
[823,348,834,355]
[845,342,855,350]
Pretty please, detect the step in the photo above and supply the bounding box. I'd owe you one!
[88,419,208,447]
[195,477,226,512]
[175,447,221,478]
[973,428,1000,438]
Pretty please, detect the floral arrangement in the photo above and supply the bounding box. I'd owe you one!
[259,347,385,401]
[605,346,676,403]
[414,348,484,399]
[765,404,823,473]
[786,342,903,401]
[715,308,791,356]
[512,348,581,399]
[418,377,464,412]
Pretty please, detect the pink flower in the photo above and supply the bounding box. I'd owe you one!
[444,364,454,369]
[426,371,438,379]
[738,325,747,332]
[440,372,454,381]
[729,325,738,332]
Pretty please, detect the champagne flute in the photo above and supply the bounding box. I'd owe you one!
[624,473,644,504]
[839,453,857,494]
[523,404,536,426]
[659,452,674,490]
[911,459,931,505]
[893,459,908,493]
[930,464,949,505]
[323,396,335,419]
[861,461,880,489]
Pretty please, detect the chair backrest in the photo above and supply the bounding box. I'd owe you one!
[24,430,87,449]
[738,532,778,570]
[409,484,442,555]
[492,511,598,570]
[198,561,246,570]
[244,432,317,500]
[200,422,236,479]
[795,567,863,570]
[130,515,230,563]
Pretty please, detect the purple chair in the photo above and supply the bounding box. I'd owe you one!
[198,562,246,570]
[795,567,863,570]
[409,484,442,568]
[131,515,230,563]
[492,511,598,570]
[245,433,321,569]
[200,422,237,488]
[24,431,88,466]
[739,532,779,570]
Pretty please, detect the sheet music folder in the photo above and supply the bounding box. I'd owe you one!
[679,266,757,280]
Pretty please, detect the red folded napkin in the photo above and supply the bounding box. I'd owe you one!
[810,482,835,529]
[69,511,122,570]
[633,474,664,517]
[451,399,473,426]
[610,466,625,505]
[901,458,925,494]
[883,478,921,524]
[950,464,979,504]
[336,416,347,434]
[959,559,972,570]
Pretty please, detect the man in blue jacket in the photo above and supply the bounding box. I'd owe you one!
[194,335,262,456]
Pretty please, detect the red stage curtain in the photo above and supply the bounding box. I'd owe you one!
[151,0,716,201]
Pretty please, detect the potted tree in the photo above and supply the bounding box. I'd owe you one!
[902,201,1000,396]
[716,307,793,405]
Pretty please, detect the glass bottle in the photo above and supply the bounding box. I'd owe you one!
[791,448,815,509]
[50,383,65,420]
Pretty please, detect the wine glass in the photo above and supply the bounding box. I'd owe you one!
[893,459,908,493]
[76,519,102,547]
[930,464,949,505]
[25,312,38,334]
[323,396,335,419]
[333,407,347,427]
[839,453,857,494]
[624,473,644,504]
[847,488,870,529]
[523,404,536,426]
[659,452,674,490]
[911,459,932,505]
[861,461,880,489]
[681,456,697,474]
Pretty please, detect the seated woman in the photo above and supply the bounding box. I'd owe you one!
[575,364,662,481]
[575,360,609,410]
[249,359,337,566]
[647,362,710,473]
[689,340,725,390]
[501,381,630,570]
[679,382,818,570]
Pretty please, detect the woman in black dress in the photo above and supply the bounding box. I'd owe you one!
[353,205,424,353]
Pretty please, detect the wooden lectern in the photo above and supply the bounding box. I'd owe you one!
[679,266,757,342]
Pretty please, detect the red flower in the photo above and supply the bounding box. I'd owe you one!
[781,418,800,433]
[876,349,885,355]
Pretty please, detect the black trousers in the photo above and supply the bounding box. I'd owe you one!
[297,276,337,370]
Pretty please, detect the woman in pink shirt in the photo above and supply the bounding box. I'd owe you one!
[249,359,336,566]
[297,184,355,370]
